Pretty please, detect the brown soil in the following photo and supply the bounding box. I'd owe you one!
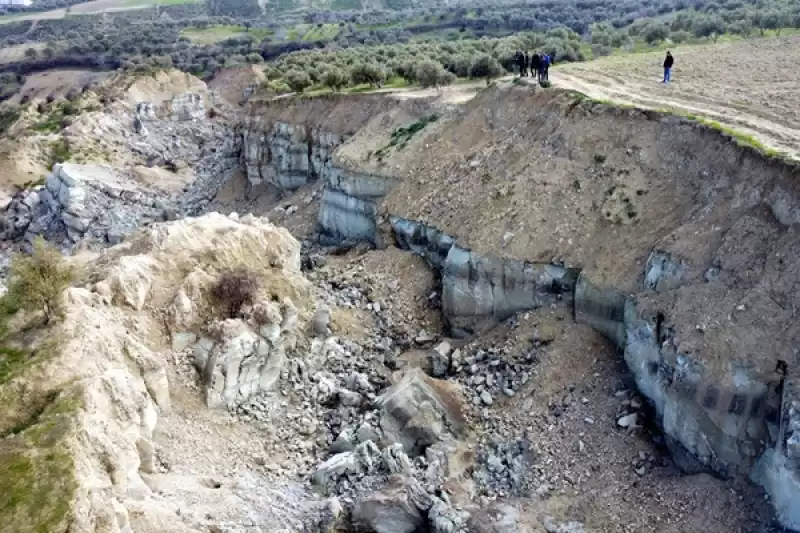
[207,65,266,106]
[7,69,110,105]
[462,308,773,533]
[553,36,800,160]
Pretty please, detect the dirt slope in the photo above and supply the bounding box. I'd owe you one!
[552,36,800,160]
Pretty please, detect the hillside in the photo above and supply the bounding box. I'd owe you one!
[0,54,799,533]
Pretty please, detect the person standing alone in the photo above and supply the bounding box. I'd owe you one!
[663,51,674,83]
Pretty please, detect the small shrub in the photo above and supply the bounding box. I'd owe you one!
[47,139,72,170]
[594,153,607,163]
[350,62,386,88]
[469,54,504,85]
[7,237,74,323]
[0,106,20,137]
[211,267,260,318]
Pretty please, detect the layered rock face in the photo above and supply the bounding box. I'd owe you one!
[222,87,800,529]
[238,94,435,246]
[392,216,578,336]
[4,163,169,246]
[240,122,342,190]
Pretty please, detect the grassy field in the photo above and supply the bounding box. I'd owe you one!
[0,0,199,23]
[300,23,340,41]
[181,25,273,44]
[555,34,800,159]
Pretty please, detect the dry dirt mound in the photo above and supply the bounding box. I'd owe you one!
[553,36,800,160]
[0,212,319,533]
[207,65,267,106]
[6,69,110,106]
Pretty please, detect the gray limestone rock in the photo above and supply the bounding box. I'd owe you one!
[376,368,468,456]
[543,517,585,533]
[356,422,381,445]
[312,307,330,336]
[352,477,429,533]
[199,318,286,410]
[466,504,520,533]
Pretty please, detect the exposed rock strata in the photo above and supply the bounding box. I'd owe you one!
[388,215,800,531]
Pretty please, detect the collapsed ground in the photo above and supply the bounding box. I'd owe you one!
[0,63,797,533]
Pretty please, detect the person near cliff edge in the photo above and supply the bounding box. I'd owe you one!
[663,51,674,83]
[523,52,530,77]
[515,50,525,77]
[541,53,551,81]
[531,52,541,81]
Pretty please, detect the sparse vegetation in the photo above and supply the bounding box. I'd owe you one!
[211,266,260,318]
[47,138,72,170]
[0,387,80,533]
[373,114,438,160]
[0,105,20,136]
[7,237,75,324]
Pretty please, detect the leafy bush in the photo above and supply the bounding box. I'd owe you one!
[591,44,612,58]
[644,24,669,44]
[284,69,312,93]
[47,139,72,170]
[693,16,726,42]
[7,238,74,323]
[669,30,691,43]
[211,267,260,318]
[323,67,348,91]
[469,54,505,84]
[350,62,385,88]
[413,59,455,90]
[0,106,20,137]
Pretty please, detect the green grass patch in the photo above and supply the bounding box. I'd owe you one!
[181,25,272,45]
[0,106,20,137]
[47,138,72,170]
[31,101,79,134]
[0,387,80,533]
[301,23,340,42]
[371,113,439,161]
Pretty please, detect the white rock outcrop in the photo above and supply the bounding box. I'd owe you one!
[11,212,316,533]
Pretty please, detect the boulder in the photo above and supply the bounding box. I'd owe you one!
[352,477,431,533]
[376,368,468,456]
[199,319,286,409]
[312,440,381,489]
[466,504,520,533]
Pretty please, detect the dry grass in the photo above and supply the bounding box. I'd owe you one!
[556,36,800,159]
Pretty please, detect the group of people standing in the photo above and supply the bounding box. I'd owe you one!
[514,50,552,82]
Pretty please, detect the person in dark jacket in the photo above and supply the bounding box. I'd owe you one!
[515,50,525,77]
[542,53,551,81]
[663,51,674,83]
[531,52,541,81]
[523,52,530,76]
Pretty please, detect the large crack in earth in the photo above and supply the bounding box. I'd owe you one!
[225,85,800,531]
[2,78,799,532]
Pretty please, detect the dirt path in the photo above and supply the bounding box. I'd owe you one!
[551,38,800,161]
